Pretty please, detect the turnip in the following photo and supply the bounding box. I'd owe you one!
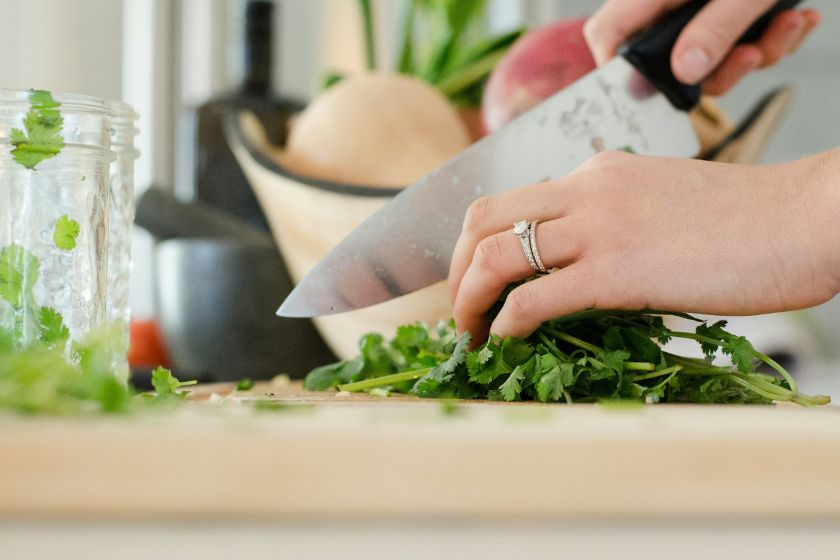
[280,73,471,187]
[481,18,595,133]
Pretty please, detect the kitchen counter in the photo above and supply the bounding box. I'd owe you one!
[3,381,840,558]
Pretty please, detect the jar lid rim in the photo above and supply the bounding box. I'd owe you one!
[0,88,121,118]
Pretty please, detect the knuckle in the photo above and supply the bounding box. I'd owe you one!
[592,149,629,166]
[579,150,628,173]
[463,196,493,234]
[473,235,506,277]
[452,298,469,323]
[505,285,536,322]
[582,17,600,44]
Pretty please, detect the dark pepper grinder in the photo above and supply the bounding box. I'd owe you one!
[190,0,302,230]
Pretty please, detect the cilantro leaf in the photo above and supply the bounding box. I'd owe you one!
[53,215,80,251]
[620,327,662,364]
[501,337,533,368]
[359,333,395,377]
[601,349,630,376]
[696,321,729,357]
[537,362,573,402]
[0,244,40,309]
[391,323,428,353]
[499,364,526,402]
[476,342,494,365]
[150,366,197,402]
[10,90,65,170]
[725,336,756,373]
[695,321,756,372]
[37,307,69,345]
[304,356,364,391]
[413,331,471,397]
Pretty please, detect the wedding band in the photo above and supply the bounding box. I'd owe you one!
[513,220,540,274]
[528,220,548,274]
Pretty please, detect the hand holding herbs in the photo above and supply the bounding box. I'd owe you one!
[305,310,829,406]
[449,150,840,341]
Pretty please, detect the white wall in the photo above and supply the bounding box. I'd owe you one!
[0,0,123,99]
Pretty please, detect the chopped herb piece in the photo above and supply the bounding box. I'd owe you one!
[53,215,80,251]
[236,378,255,391]
[149,366,197,403]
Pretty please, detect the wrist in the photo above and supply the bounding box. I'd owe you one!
[795,148,840,294]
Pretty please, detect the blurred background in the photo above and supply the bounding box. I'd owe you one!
[2,0,838,392]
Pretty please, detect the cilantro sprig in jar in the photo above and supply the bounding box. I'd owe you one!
[0,89,115,357]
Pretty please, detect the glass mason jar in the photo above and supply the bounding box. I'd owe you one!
[107,102,139,382]
[0,89,115,357]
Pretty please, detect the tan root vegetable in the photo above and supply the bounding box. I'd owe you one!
[279,73,471,187]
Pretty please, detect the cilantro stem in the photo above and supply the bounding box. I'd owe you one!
[357,0,376,70]
[337,368,431,392]
[625,362,657,372]
[753,349,798,392]
[542,328,602,354]
[728,374,791,402]
[663,352,710,368]
[536,329,568,360]
[670,331,798,392]
[630,365,682,383]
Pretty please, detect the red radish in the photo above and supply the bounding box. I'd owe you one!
[481,18,596,133]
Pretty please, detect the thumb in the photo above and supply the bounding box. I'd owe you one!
[671,0,776,84]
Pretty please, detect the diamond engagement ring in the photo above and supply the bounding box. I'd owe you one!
[513,220,541,274]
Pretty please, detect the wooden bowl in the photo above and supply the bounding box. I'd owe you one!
[225,112,452,360]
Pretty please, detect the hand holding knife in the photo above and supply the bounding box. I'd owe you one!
[279,0,808,321]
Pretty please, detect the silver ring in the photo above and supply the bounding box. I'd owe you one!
[513,220,540,274]
[528,220,548,274]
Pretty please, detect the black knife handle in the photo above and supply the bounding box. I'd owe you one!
[620,0,804,111]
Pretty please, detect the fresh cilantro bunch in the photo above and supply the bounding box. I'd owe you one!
[304,309,830,407]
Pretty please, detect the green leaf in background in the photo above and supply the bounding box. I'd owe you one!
[0,244,40,310]
[357,0,377,70]
[388,0,521,106]
[53,214,80,251]
[10,90,65,170]
[37,307,70,345]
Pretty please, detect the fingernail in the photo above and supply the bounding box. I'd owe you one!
[677,47,711,84]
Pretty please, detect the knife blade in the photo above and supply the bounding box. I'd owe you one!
[279,0,801,318]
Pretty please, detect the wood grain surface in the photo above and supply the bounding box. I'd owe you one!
[2,381,839,520]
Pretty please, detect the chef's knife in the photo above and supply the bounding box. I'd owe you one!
[279,0,802,317]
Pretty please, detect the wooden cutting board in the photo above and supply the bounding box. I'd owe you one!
[1,381,839,519]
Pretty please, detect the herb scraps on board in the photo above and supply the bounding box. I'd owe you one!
[304,308,830,407]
